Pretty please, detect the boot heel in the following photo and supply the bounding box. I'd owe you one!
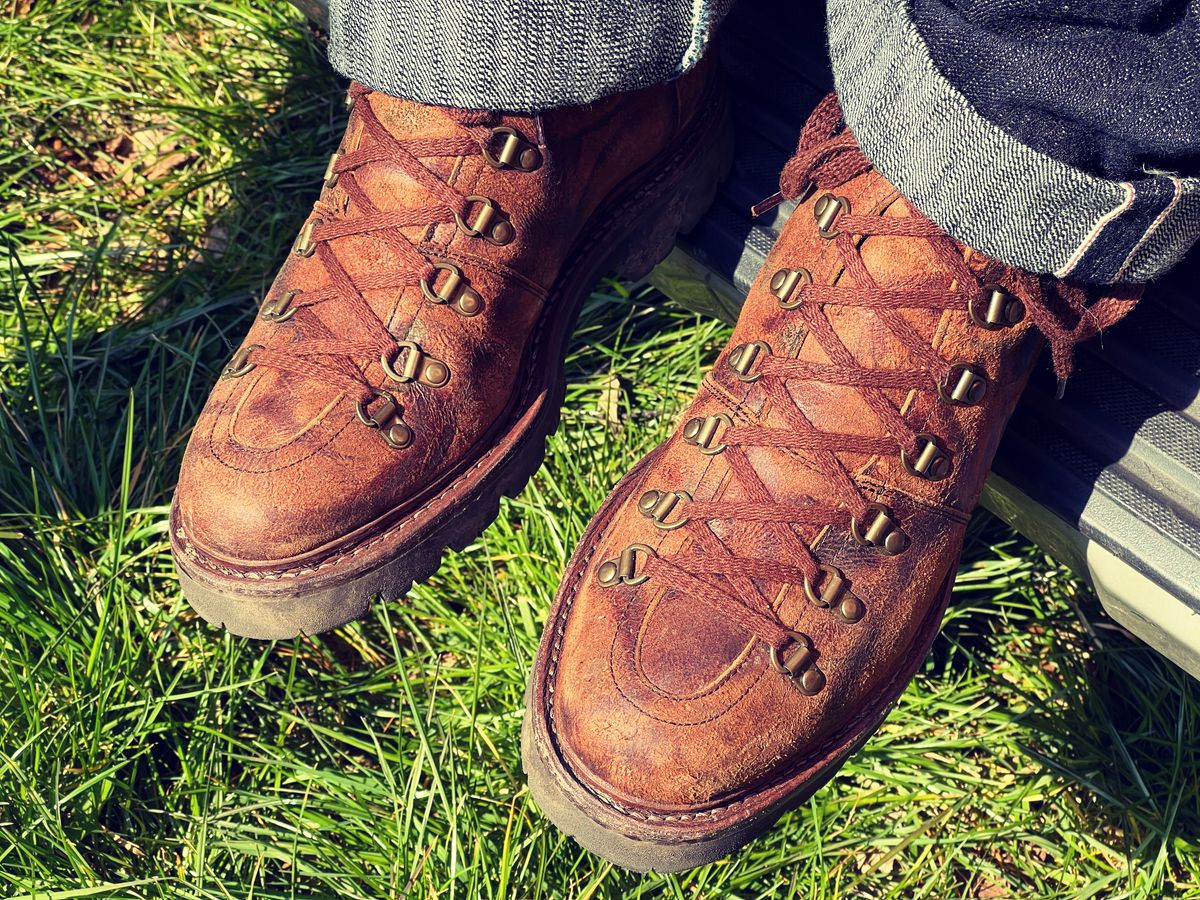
[609,90,735,282]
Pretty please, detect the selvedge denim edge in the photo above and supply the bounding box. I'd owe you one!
[827,0,1200,284]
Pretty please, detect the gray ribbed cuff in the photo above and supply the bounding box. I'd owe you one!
[827,0,1200,284]
[328,0,732,113]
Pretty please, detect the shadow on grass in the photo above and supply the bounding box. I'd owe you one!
[1,9,343,518]
[0,2,350,888]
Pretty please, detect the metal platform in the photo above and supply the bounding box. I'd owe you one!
[292,0,1200,678]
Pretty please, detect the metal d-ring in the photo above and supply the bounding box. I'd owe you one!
[221,344,262,379]
[682,413,733,455]
[355,389,413,449]
[595,543,656,587]
[380,340,451,387]
[939,363,987,406]
[420,261,484,317]
[637,489,692,531]
[769,630,826,695]
[482,126,541,172]
[455,196,514,245]
[901,433,952,481]
[850,502,908,555]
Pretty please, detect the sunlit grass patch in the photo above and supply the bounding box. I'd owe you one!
[0,2,1197,898]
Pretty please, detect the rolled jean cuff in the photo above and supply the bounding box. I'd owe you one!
[327,0,732,113]
[827,0,1200,284]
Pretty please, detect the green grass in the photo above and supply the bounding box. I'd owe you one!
[2,2,1199,897]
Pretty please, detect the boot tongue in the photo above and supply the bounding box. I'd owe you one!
[355,89,479,215]
[366,89,477,142]
[757,195,953,501]
[232,94,475,448]
[340,92,473,323]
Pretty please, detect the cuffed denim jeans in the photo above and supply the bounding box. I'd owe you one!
[328,0,1200,284]
[329,0,734,113]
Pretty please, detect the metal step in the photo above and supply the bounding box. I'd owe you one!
[290,0,1200,678]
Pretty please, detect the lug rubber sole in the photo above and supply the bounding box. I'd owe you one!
[173,84,735,639]
[521,686,888,874]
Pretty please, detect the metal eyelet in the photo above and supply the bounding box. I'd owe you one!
[850,503,908,555]
[323,151,341,189]
[802,564,844,609]
[420,262,483,317]
[220,344,262,379]
[769,630,826,695]
[802,564,865,623]
[637,489,692,531]
[293,218,322,257]
[355,389,412,449]
[595,543,655,587]
[682,413,733,455]
[813,193,850,238]
[939,363,987,406]
[482,126,541,172]
[455,196,514,246]
[381,340,451,388]
[261,289,300,323]
[969,284,1025,329]
[728,341,770,383]
[770,267,812,309]
[901,433,952,481]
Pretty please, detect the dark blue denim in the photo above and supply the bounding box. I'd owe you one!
[828,0,1200,282]
[911,0,1200,181]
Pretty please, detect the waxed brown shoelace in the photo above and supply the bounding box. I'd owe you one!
[634,93,1140,658]
[242,84,504,400]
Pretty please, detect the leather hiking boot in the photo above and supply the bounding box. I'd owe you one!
[171,58,732,639]
[522,93,1139,872]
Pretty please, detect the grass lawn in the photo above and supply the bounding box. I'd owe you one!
[2,2,1198,897]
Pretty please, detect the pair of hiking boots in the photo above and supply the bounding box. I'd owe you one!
[170,59,1136,871]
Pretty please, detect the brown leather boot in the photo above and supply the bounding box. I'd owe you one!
[170,59,731,638]
[521,94,1138,872]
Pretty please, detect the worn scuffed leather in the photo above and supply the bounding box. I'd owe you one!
[531,140,1060,816]
[173,59,717,571]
